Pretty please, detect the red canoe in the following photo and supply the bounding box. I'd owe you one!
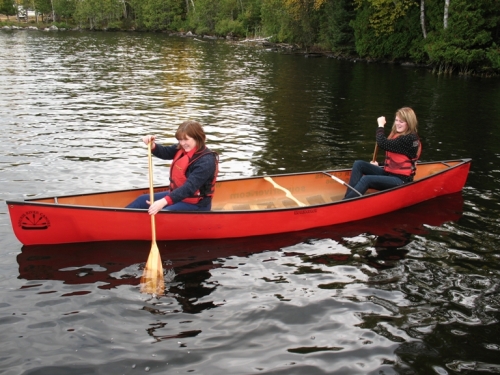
[16,192,464,288]
[6,159,471,246]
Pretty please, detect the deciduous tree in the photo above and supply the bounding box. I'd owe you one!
[353,0,417,35]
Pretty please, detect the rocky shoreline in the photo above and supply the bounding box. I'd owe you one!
[0,24,429,70]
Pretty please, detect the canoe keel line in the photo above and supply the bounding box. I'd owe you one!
[6,159,471,245]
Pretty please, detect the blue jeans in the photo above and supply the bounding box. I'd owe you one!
[343,160,404,199]
[126,192,211,211]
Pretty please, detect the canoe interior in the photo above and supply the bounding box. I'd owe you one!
[27,161,463,211]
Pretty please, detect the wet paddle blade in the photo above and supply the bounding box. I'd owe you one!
[140,241,165,294]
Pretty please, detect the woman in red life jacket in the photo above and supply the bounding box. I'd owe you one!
[126,120,219,214]
[343,107,421,200]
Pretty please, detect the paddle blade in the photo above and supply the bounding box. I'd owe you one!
[140,242,165,295]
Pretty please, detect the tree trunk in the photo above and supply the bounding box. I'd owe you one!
[50,0,55,23]
[122,0,127,18]
[420,0,427,38]
[444,0,450,29]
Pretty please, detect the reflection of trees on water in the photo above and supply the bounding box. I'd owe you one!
[168,270,218,314]
[139,266,220,342]
[367,232,411,270]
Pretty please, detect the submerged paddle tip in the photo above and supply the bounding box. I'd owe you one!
[141,242,164,295]
[140,275,165,295]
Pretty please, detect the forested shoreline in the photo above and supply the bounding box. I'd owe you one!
[1,0,499,76]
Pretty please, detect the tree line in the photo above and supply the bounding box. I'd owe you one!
[2,0,499,75]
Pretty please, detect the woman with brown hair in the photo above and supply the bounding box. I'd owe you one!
[127,120,218,212]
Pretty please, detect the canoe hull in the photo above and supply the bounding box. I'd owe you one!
[6,159,471,245]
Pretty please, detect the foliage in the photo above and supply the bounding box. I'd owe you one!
[238,0,262,37]
[215,18,244,36]
[53,21,70,28]
[351,3,421,60]
[260,0,321,48]
[260,0,292,42]
[317,0,355,54]
[72,0,124,30]
[424,0,499,73]
[1,0,499,75]
[54,0,76,22]
[0,0,16,17]
[283,0,325,20]
[132,0,184,31]
[187,0,218,34]
[486,44,500,70]
[33,0,52,17]
[353,0,417,35]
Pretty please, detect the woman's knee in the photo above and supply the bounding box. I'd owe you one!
[352,160,365,169]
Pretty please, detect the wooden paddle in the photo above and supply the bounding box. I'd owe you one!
[372,144,379,163]
[140,142,165,295]
[264,176,306,207]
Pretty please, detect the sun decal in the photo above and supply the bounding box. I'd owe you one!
[18,211,50,230]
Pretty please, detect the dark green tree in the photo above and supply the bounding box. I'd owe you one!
[351,1,422,61]
[53,0,76,24]
[133,0,184,31]
[214,0,246,36]
[424,0,500,74]
[73,0,123,29]
[238,0,262,38]
[318,0,355,54]
[0,0,17,19]
[187,0,219,34]
[33,0,52,21]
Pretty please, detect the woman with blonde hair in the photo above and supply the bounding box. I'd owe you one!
[344,107,421,200]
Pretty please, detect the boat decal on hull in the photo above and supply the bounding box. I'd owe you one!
[294,208,317,215]
[18,211,50,230]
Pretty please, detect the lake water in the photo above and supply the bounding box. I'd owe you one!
[1,30,500,375]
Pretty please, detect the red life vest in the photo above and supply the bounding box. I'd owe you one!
[169,148,218,204]
[384,134,422,177]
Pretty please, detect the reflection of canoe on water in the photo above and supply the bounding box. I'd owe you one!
[17,192,465,289]
[7,159,471,246]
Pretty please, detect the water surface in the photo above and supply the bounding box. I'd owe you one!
[1,30,500,374]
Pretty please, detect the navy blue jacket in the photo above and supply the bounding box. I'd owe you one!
[152,143,217,207]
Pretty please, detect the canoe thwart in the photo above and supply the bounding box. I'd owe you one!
[264,176,306,207]
[323,172,362,197]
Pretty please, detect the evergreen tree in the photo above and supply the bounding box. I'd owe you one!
[318,0,355,54]
[424,0,500,74]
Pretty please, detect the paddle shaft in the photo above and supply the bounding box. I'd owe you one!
[148,142,157,243]
[372,144,379,163]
